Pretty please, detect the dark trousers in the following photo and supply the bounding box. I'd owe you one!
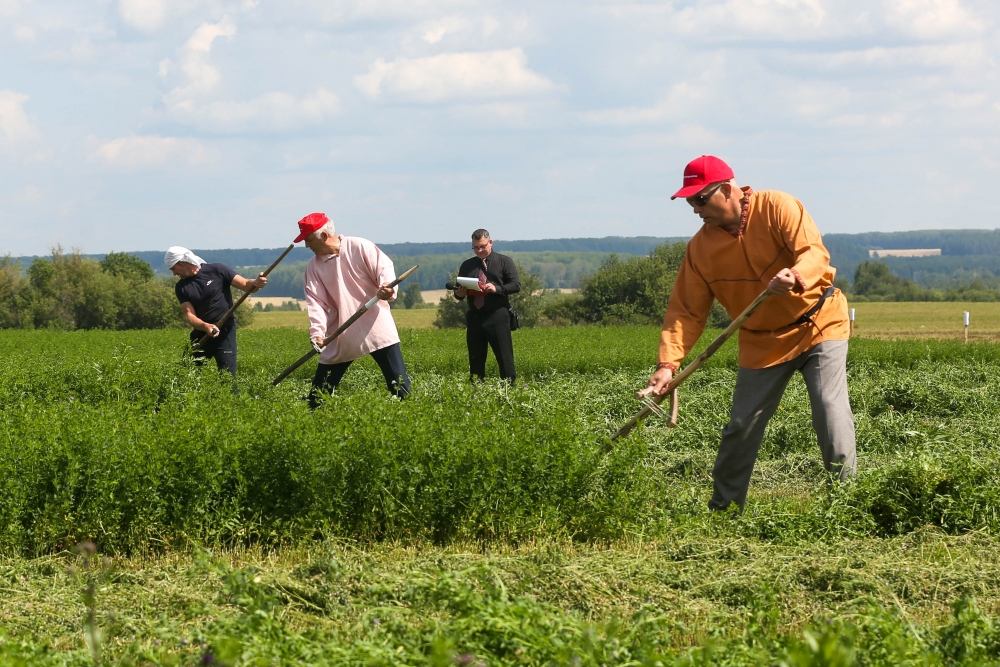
[189,325,237,377]
[309,342,411,408]
[466,306,516,383]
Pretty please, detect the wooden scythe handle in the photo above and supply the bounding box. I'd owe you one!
[191,243,296,352]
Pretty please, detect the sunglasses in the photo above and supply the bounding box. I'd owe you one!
[686,182,725,207]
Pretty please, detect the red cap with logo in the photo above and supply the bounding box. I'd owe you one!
[671,155,735,200]
[295,212,330,243]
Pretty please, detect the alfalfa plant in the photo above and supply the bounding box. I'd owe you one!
[68,540,114,664]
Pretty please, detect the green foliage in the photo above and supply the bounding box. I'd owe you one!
[577,242,687,324]
[433,280,467,329]
[0,249,180,330]
[99,251,155,282]
[852,261,941,301]
[253,299,302,312]
[508,262,548,327]
[4,325,1000,664]
[399,282,428,309]
[0,256,30,328]
[850,261,1000,302]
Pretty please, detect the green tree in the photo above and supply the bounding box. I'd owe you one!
[100,252,155,281]
[434,279,468,329]
[852,261,940,301]
[578,242,687,324]
[508,263,547,327]
[401,283,425,309]
[0,256,30,329]
[2,248,181,330]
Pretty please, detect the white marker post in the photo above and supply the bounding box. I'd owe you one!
[849,307,856,337]
[964,311,970,344]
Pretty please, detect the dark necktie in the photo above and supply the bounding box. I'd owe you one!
[474,259,488,309]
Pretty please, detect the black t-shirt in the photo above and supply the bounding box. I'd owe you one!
[175,263,238,325]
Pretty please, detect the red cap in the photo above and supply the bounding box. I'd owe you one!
[671,155,735,200]
[295,212,329,243]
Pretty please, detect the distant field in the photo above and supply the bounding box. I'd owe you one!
[250,300,1000,339]
[852,301,1000,341]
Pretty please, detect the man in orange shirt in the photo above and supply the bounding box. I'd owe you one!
[646,155,856,510]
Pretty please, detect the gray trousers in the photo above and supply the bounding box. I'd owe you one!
[710,339,857,511]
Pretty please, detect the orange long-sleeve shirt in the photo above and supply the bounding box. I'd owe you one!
[659,188,849,370]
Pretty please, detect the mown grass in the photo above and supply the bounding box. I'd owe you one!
[852,301,1000,340]
[2,327,1000,664]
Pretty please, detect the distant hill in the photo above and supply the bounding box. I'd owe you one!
[13,229,1000,295]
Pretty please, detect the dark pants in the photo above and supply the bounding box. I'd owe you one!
[466,306,516,383]
[309,342,411,408]
[189,324,237,377]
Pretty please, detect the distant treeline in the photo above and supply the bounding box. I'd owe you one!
[13,228,1000,304]
[13,236,681,278]
[257,251,617,297]
[842,260,1000,302]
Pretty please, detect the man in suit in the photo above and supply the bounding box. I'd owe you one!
[453,229,520,384]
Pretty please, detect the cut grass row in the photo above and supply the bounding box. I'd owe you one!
[2,534,1000,665]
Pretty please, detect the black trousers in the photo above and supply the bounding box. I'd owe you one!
[189,324,237,377]
[309,342,411,408]
[466,306,516,383]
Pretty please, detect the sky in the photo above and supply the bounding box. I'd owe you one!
[1,0,999,256]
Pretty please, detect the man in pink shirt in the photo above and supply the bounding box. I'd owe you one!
[296,212,411,407]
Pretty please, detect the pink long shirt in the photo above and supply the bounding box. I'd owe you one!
[303,235,400,365]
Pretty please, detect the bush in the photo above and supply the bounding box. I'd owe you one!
[392,282,436,310]
[577,243,687,324]
[0,256,30,329]
[0,248,180,330]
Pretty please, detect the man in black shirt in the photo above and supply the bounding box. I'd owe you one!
[165,246,267,377]
[453,229,520,383]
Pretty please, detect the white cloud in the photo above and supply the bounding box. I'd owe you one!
[163,17,237,105]
[167,88,340,132]
[605,0,836,41]
[799,42,990,73]
[118,0,166,32]
[0,0,26,21]
[355,48,555,102]
[582,82,708,126]
[92,135,212,168]
[0,91,41,144]
[885,0,981,39]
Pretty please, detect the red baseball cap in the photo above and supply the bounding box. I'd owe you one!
[671,155,735,200]
[295,212,330,243]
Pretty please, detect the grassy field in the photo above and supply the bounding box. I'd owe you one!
[852,301,1000,340]
[2,327,1000,664]
[252,301,1000,341]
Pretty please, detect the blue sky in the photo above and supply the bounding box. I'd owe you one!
[1,0,998,256]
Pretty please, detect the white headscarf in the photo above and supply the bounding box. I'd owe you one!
[164,246,206,269]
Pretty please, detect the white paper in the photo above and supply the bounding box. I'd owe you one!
[456,276,483,291]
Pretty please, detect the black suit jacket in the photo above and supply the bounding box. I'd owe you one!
[455,252,520,314]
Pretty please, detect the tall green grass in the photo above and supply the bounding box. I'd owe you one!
[2,328,1000,556]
